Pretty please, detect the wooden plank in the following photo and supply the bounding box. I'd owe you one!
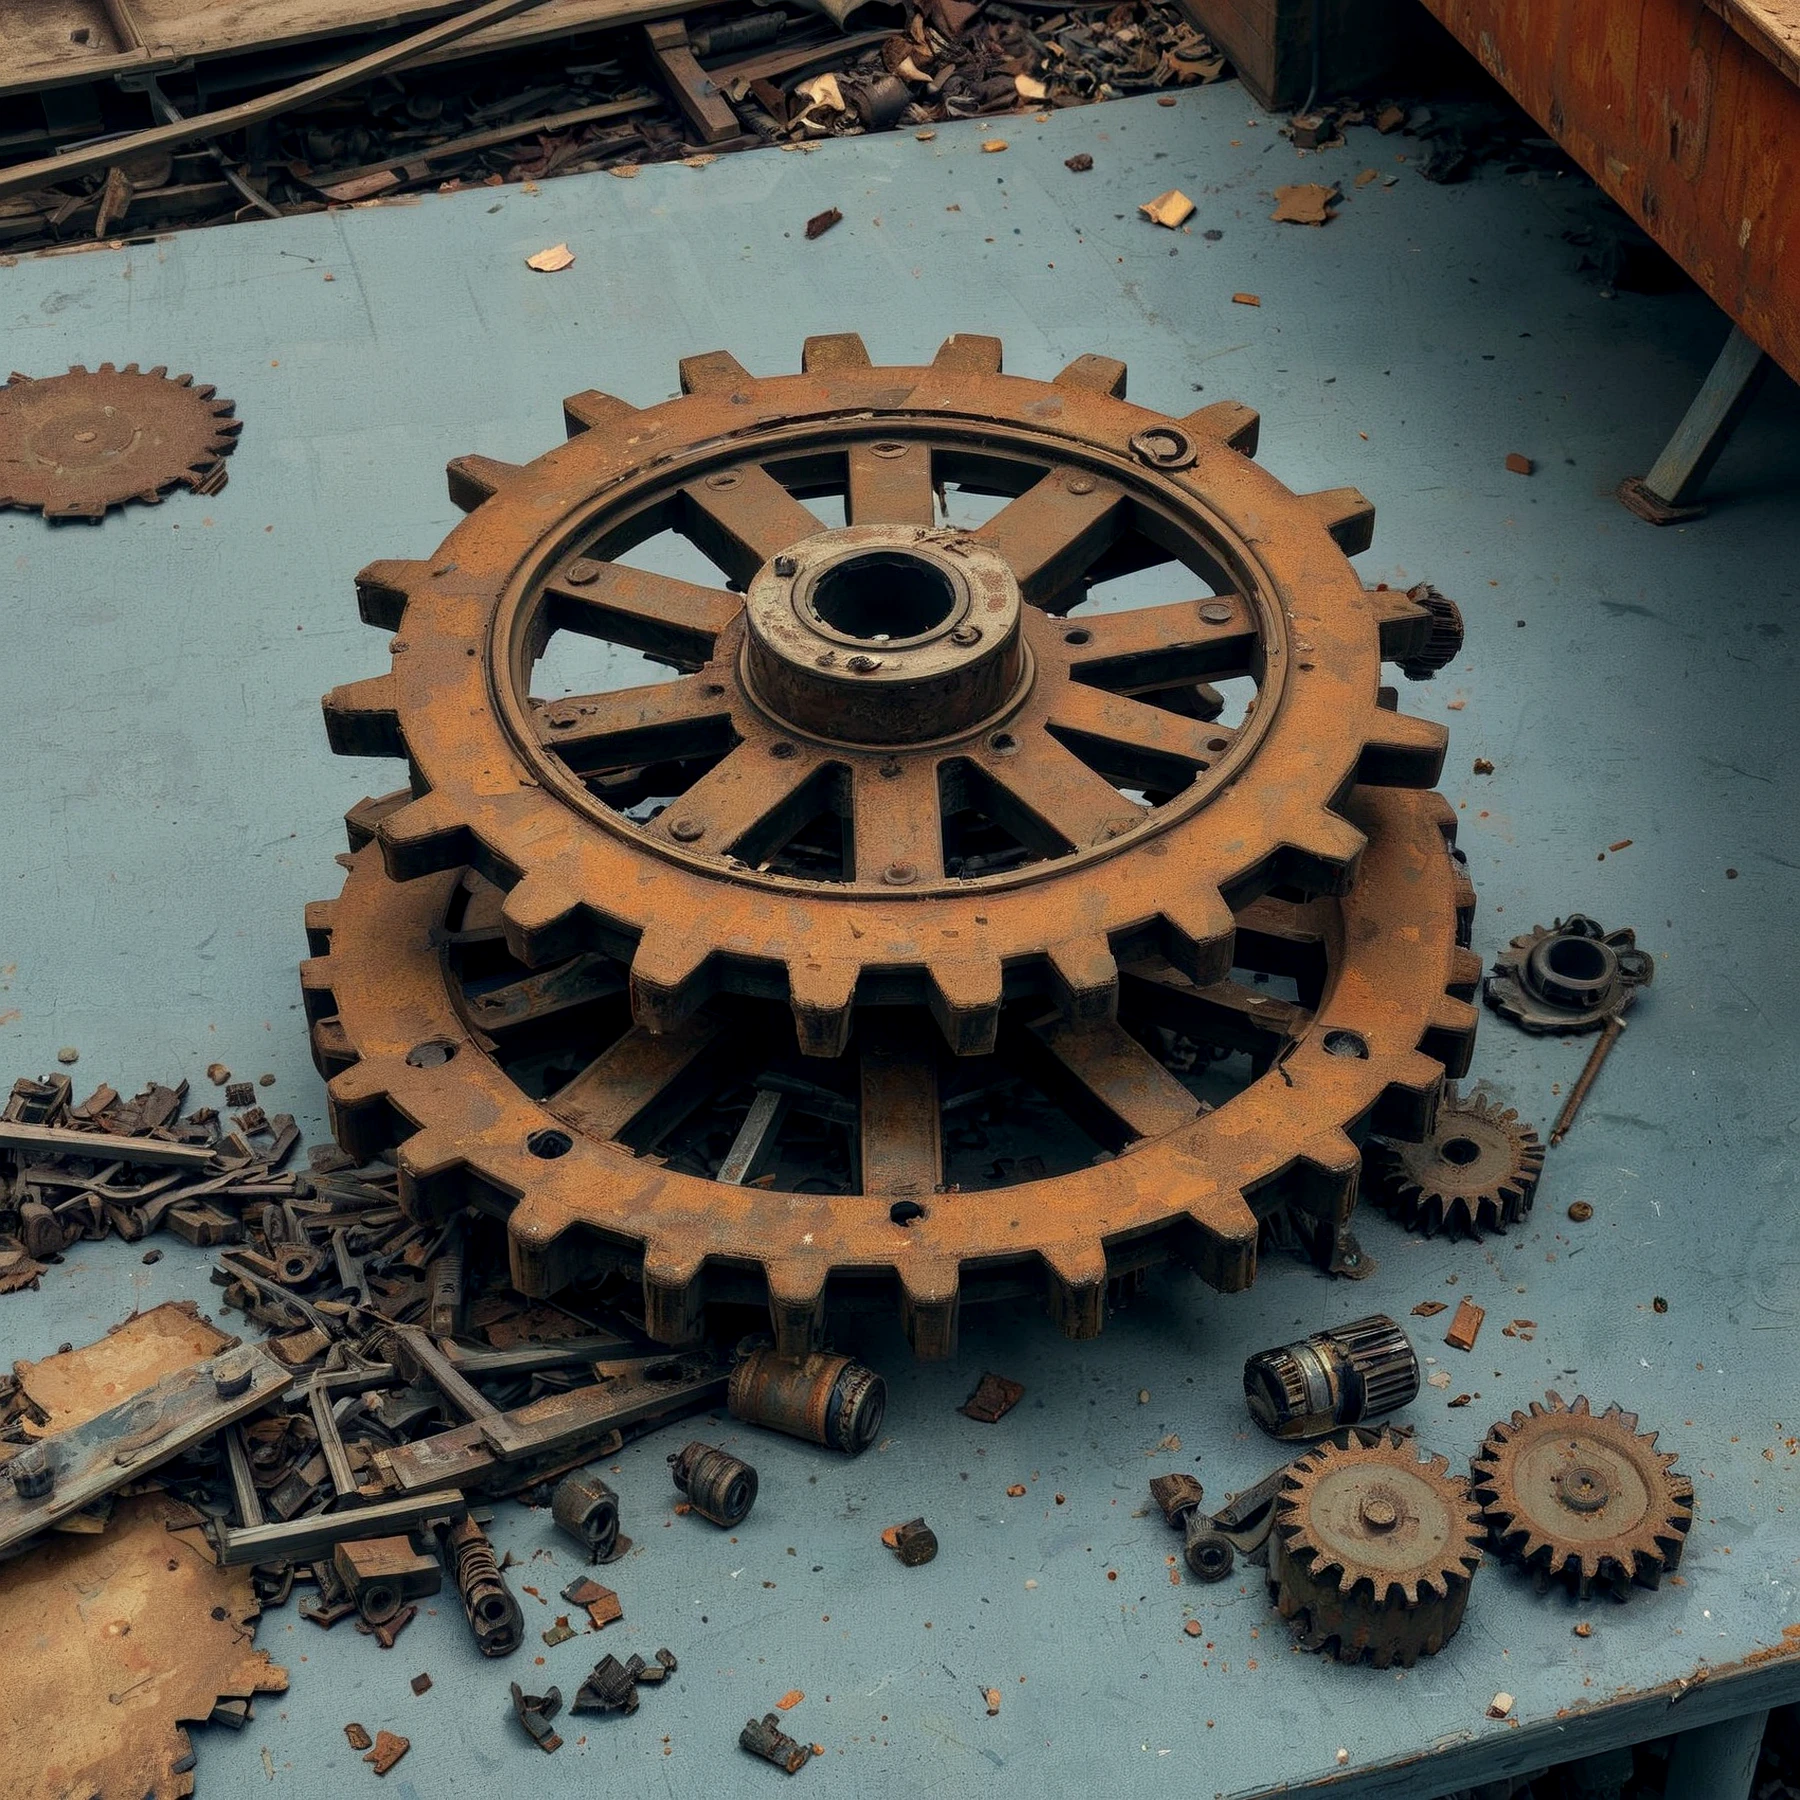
[0,1120,215,1168]
[1419,0,1800,385]
[1703,0,1800,88]
[644,19,740,144]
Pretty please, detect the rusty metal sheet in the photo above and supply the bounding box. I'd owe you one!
[0,1492,287,1800]
[1418,0,1800,383]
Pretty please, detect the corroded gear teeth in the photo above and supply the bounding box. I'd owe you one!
[800,332,873,373]
[561,389,637,437]
[446,454,524,512]
[1299,485,1376,553]
[1366,1086,1544,1239]
[1053,353,1128,397]
[1181,399,1260,454]
[1471,1392,1695,1600]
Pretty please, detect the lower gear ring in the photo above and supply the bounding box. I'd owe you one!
[1365,1086,1544,1238]
[303,784,1477,1357]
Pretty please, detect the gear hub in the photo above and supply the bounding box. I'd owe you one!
[1485,916,1653,1033]
[1269,1431,1484,1667]
[1365,1085,1544,1237]
[1471,1392,1694,1599]
[323,334,1457,1059]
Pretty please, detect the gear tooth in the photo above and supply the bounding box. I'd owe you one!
[1299,485,1375,555]
[1154,889,1234,986]
[500,871,585,965]
[1039,1240,1108,1339]
[764,1261,829,1355]
[344,788,411,851]
[354,557,432,628]
[630,924,718,1036]
[1570,1394,1591,1417]
[640,1244,708,1346]
[678,350,753,394]
[1046,934,1118,1026]
[800,332,874,373]
[1284,810,1368,895]
[445,453,523,513]
[395,1126,464,1212]
[927,957,1003,1057]
[1181,399,1259,455]
[376,788,473,881]
[302,901,337,957]
[561,388,638,437]
[1356,706,1448,789]
[788,958,859,1059]
[322,672,404,759]
[897,1259,961,1359]
[931,334,1003,375]
[326,1055,406,1161]
[1052,353,1127,397]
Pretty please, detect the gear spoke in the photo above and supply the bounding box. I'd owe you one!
[850,758,946,885]
[644,742,836,864]
[859,1026,941,1198]
[970,730,1143,855]
[1059,595,1257,689]
[1030,1016,1202,1142]
[680,463,825,583]
[976,471,1128,611]
[547,1017,722,1142]
[847,441,936,527]
[545,564,739,666]
[1120,962,1309,1056]
[536,676,737,775]
[1044,682,1225,792]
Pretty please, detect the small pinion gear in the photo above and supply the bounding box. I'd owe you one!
[1268,1430,1483,1668]
[0,363,241,520]
[1471,1392,1694,1600]
[1365,1085,1544,1237]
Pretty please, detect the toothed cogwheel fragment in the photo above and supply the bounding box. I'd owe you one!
[0,364,241,520]
[322,333,1453,1060]
[1365,1085,1543,1238]
[1471,1392,1694,1601]
[1485,915,1653,1034]
[301,784,1478,1357]
[1269,1431,1483,1668]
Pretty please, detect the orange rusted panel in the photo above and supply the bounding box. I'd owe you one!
[1419,0,1800,382]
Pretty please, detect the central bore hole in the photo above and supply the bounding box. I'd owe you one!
[1442,1136,1481,1166]
[810,552,956,641]
[1546,936,1608,982]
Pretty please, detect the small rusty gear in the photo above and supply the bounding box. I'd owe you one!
[302,783,1478,1356]
[1268,1430,1483,1667]
[0,363,240,520]
[1365,1085,1544,1238]
[323,334,1455,1060]
[1484,915,1653,1034]
[1391,584,1464,681]
[1471,1392,1694,1600]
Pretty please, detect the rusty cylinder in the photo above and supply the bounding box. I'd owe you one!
[551,1470,620,1562]
[669,1441,758,1528]
[727,1345,886,1455]
[445,1514,523,1657]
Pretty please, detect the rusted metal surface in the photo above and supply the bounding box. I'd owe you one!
[1242,1313,1420,1440]
[444,1513,524,1655]
[303,781,1478,1356]
[1366,1086,1545,1237]
[322,334,1456,1063]
[727,1344,886,1452]
[1472,1392,1696,1600]
[0,364,240,520]
[669,1439,757,1526]
[12,1298,233,1429]
[1268,1431,1485,1668]
[551,1468,622,1560]
[1416,0,1800,383]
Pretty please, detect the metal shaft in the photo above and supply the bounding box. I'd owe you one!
[1550,1012,1626,1146]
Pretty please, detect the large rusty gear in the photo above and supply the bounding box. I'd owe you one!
[301,783,1478,1356]
[1268,1430,1484,1668]
[1471,1392,1695,1600]
[322,334,1457,1060]
[0,363,240,520]
[1364,1085,1544,1238]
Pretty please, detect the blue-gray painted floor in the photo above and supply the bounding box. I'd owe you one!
[3,82,1799,1800]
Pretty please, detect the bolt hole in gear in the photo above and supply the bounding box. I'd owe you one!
[0,364,241,520]
[313,336,1473,1353]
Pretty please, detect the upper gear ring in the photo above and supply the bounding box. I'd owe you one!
[302,784,1478,1357]
[323,334,1455,1059]
[0,363,241,520]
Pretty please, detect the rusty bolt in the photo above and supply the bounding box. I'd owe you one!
[669,817,705,842]
[1198,601,1234,624]
[774,554,798,577]
[949,625,982,647]
[215,1361,253,1400]
[564,560,601,586]
[10,1444,52,1500]
[883,861,918,886]
[1067,476,1096,496]
[705,471,741,490]
[846,654,882,673]
[871,441,909,459]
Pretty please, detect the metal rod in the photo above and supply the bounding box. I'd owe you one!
[309,1376,360,1500]
[717,1089,787,1186]
[209,1490,466,1567]
[393,1325,500,1421]
[1549,1012,1626,1146]
[223,1424,264,1530]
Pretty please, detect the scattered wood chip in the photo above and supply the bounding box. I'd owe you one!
[1504,452,1534,475]
[1427,1370,1452,1389]
[916,129,937,141]
[1449,1394,1473,1407]
[777,1690,805,1711]
[1609,839,1633,853]
[323,170,402,203]
[1473,757,1495,774]
[608,164,641,179]
[1231,292,1261,306]
[1501,1320,1537,1341]
[525,243,575,273]
[1140,188,1196,228]
[805,207,843,240]
[1270,182,1340,225]
[542,1616,576,1647]
[365,1730,410,1776]
[345,1724,373,1751]
[1445,1298,1485,1351]
[1016,74,1047,100]
[1574,1621,1593,1638]
[1412,1301,1448,1317]
[982,139,1009,153]
[1355,168,1380,187]
[1183,1619,1202,1637]
[984,1686,1002,1716]
[1006,1483,1027,1497]
[1065,152,1094,172]
[410,1672,432,1696]
[1488,1692,1514,1719]
[206,1063,231,1086]
[584,1587,623,1631]
[1376,103,1406,132]
[961,1372,1025,1423]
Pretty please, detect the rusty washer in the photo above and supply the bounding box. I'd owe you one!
[551,1470,622,1562]
[323,333,1457,1065]
[728,1345,886,1454]
[669,1441,758,1528]
[1244,1314,1420,1441]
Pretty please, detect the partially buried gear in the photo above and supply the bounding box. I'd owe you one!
[0,364,241,520]
[1268,1431,1483,1667]
[1364,1086,1544,1238]
[1471,1392,1695,1600]
[1484,915,1653,1033]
